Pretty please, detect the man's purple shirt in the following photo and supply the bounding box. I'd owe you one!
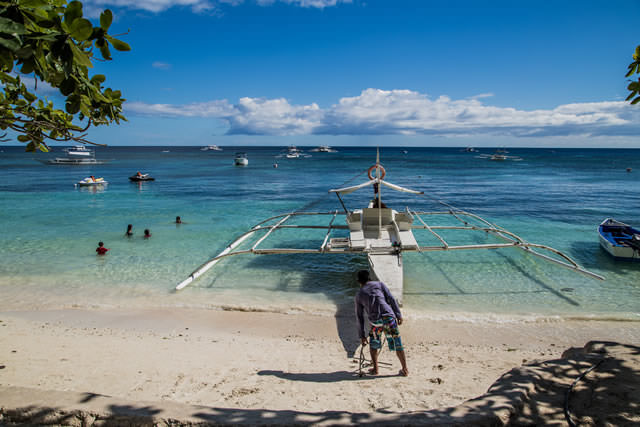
[355,280,402,339]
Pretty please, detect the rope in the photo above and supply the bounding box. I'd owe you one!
[294,169,367,213]
[564,357,607,427]
[356,329,389,377]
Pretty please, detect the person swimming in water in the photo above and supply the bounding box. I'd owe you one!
[144,229,152,238]
[96,241,109,255]
[175,216,182,224]
[125,224,133,237]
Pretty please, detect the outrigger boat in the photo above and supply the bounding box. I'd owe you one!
[476,148,522,161]
[176,152,603,301]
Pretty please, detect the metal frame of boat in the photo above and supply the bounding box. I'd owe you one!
[598,218,640,260]
[177,152,603,301]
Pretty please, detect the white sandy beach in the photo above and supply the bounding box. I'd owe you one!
[1,307,639,424]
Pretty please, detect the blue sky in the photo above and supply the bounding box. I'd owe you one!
[60,1,640,146]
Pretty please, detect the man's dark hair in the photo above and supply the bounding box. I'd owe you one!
[357,269,370,284]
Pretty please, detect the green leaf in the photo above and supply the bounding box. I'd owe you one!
[17,135,31,142]
[60,77,76,96]
[65,95,80,114]
[64,1,83,25]
[90,74,106,84]
[632,97,640,105]
[99,41,111,60]
[0,17,28,35]
[37,143,50,153]
[15,46,33,59]
[20,59,34,74]
[0,36,21,51]
[24,91,37,103]
[69,18,93,41]
[100,10,113,31]
[70,42,92,67]
[625,64,637,78]
[108,37,130,52]
[25,141,36,152]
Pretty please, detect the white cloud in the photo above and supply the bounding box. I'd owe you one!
[83,0,217,14]
[152,61,172,70]
[125,88,640,138]
[257,0,351,8]
[83,0,348,14]
[127,100,235,117]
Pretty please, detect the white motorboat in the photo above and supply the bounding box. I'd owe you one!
[598,218,640,260]
[76,176,108,187]
[176,150,603,301]
[281,145,311,159]
[201,145,223,151]
[476,149,522,161]
[41,145,108,165]
[234,152,248,166]
[310,145,338,153]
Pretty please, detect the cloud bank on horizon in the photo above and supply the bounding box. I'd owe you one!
[126,89,640,138]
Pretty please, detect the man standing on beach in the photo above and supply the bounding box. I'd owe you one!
[355,269,408,376]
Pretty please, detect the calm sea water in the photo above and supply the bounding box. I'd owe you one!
[0,146,638,321]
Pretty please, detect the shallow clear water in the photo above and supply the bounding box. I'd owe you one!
[0,146,638,321]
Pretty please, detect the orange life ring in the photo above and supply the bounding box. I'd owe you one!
[367,164,386,180]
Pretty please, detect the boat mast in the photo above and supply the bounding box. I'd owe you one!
[377,147,382,239]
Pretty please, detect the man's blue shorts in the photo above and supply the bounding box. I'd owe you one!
[369,315,403,351]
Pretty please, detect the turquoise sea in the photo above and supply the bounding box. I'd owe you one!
[0,146,638,321]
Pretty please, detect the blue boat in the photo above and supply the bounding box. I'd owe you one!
[598,218,640,260]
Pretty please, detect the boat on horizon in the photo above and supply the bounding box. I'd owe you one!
[201,145,223,151]
[598,218,640,260]
[40,145,108,165]
[476,149,522,161]
[176,150,603,301]
[234,152,248,166]
[310,145,338,153]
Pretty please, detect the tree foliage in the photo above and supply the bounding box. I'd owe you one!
[0,0,130,151]
[626,45,640,105]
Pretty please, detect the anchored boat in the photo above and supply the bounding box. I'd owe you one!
[41,145,108,165]
[177,152,603,301]
[76,176,108,187]
[598,218,640,260]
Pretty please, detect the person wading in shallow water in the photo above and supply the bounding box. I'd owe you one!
[355,269,408,376]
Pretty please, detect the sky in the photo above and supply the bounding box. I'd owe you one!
[41,1,640,147]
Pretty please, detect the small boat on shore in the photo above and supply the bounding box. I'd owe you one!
[234,152,248,166]
[129,172,155,182]
[76,176,108,187]
[598,218,640,260]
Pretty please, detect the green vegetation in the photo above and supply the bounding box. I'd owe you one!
[626,45,640,105]
[0,0,129,152]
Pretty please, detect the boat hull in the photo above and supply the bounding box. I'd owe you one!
[368,253,404,306]
[129,176,155,182]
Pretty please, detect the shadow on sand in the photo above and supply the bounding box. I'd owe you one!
[3,341,637,425]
